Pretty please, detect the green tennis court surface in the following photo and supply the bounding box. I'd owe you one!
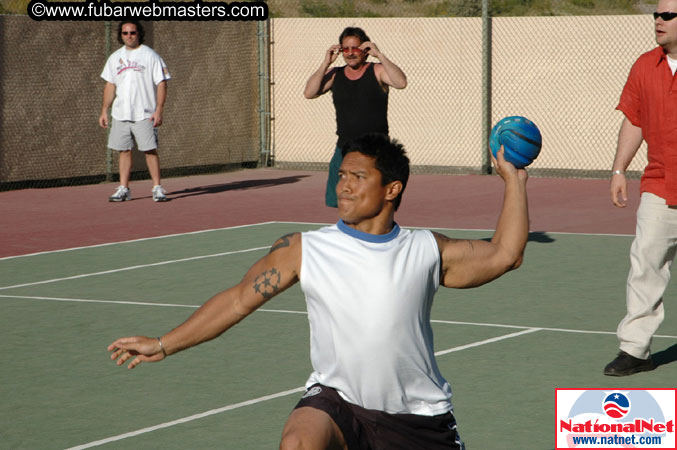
[1,222,675,449]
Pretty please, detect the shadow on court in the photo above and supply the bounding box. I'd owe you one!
[528,231,556,243]
[480,231,556,244]
[168,175,311,200]
[653,343,677,368]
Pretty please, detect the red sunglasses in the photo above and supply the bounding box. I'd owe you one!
[341,46,364,54]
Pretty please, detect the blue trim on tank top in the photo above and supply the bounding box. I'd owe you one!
[337,220,401,243]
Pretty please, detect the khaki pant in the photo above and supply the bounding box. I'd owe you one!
[617,192,677,359]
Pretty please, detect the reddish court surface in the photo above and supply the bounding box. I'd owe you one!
[0,168,640,258]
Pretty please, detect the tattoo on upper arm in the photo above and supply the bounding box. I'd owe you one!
[252,268,281,300]
[269,233,297,254]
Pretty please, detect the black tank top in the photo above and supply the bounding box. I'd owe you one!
[332,63,389,148]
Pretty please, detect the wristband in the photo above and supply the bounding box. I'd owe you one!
[611,170,625,176]
[157,337,167,357]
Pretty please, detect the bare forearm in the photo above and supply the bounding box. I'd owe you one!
[160,288,253,356]
[156,81,167,113]
[492,177,529,268]
[158,238,300,356]
[101,83,115,113]
[609,118,642,207]
[612,118,643,171]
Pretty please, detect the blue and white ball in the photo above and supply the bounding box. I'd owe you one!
[490,116,542,169]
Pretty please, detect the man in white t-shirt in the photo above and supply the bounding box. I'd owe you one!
[107,134,529,449]
[99,20,171,203]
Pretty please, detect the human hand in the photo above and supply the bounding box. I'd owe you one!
[108,336,165,369]
[325,45,341,65]
[610,173,628,208]
[151,111,163,127]
[99,112,109,128]
[360,41,381,59]
[492,146,528,184]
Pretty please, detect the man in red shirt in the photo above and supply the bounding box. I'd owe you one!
[604,0,677,376]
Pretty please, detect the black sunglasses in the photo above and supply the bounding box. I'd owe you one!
[654,11,677,21]
[121,31,137,36]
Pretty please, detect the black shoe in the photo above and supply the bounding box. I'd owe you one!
[604,351,656,376]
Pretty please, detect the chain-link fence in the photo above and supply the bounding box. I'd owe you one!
[262,0,650,18]
[1,0,653,16]
[271,14,654,177]
[0,3,660,190]
[0,18,261,190]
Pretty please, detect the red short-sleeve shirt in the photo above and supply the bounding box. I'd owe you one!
[617,46,677,205]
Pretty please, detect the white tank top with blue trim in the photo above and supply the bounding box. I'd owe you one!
[300,220,453,415]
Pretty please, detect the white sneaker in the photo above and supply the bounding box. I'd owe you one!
[152,185,168,202]
[109,185,131,202]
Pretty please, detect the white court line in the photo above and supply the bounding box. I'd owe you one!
[434,328,542,356]
[4,294,677,339]
[433,319,677,338]
[0,222,277,261]
[0,295,310,316]
[0,295,200,309]
[64,323,539,450]
[273,221,635,237]
[0,246,269,291]
[1,221,634,263]
[431,319,621,335]
[64,386,307,450]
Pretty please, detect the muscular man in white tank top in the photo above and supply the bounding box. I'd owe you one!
[108,133,529,449]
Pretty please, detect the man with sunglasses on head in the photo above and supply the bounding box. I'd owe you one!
[604,0,677,376]
[304,26,407,208]
[99,20,171,203]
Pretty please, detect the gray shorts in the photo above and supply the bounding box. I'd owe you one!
[108,118,158,151]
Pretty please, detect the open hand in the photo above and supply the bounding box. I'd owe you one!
[108,336,165,369]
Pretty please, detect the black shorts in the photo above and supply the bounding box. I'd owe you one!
[294,384,465,450]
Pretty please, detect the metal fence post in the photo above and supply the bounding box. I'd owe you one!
[481,0,492,174]
[258,19,272,167]
[104,21,113,182]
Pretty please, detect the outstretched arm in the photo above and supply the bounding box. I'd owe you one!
[610,117,643,208]
[303,45,340,99]
[108,233,302,369]
[435,148,528,288]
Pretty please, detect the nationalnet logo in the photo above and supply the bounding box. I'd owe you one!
[556,389,676,449]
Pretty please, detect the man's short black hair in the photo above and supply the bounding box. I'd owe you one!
[342,133,410,211]
[117,20,145,46]
[339,27,370,45]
